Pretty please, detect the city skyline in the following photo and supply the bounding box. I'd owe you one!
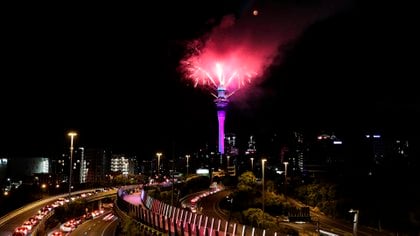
[1,0,418,158]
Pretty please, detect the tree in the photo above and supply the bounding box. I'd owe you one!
[122,217,143,235]
[237,171,257,193]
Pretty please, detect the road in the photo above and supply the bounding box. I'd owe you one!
[0,189,116,236]
[0,191,85,236]
[196,189,388,235]
[69,211,118,236]
[287,197,388,235]
[197,189,270,236]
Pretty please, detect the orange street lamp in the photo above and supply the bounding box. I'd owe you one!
[156,152,162,175]
[261,158,267,228]
[68,132,77,199]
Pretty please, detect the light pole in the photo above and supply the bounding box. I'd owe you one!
[186,154,190,176]
[313,216,320,233]
[227,156,230,168]
[349,209,359,236]
[283,161,289,197]
[68,132,77,199]
[156,152,162,175]
[170,159,175,206]
[250,157,254,172]
[261,158,267,228]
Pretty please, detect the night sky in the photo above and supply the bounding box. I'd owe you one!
[1,0,419,158]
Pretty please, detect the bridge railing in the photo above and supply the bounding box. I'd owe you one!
[116,185,281,236]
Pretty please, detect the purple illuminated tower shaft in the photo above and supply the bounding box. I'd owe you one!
[217,109,226,154]
[215,87,228,154]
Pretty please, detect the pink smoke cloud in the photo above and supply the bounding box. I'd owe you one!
[179,0,352,101]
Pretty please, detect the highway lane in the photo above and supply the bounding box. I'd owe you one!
[198,189,231,220]
[197,189,368,235]
[0,192,82,235]
[198,189,271,236]
[287,197,386,235]
[0,189,116,236]
[69,212,118,236]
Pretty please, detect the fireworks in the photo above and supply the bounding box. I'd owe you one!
[181,46,261,155]
[179,14,276,155]
[180,49,259,98]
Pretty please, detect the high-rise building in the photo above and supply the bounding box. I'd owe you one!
[292,131,305,174]
[0,158,8,182]
[110,154,138,175]
[225,133,239,156]
[77,147,87,184]
[364,133,385,165]
[305,132,345,177]
[245,135,257,155]
[84,148,110,184]
[6,157,49,181]
[51,154,67,183]
[393,139,409,159]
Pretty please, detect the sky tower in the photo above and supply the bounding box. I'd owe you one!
[215,86,228,154]
[180,43,263,160]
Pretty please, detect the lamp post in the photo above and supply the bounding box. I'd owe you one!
[313,216,320,233]
[349,209,359,236]
[156,152,162,175]
[283,161,289,197]
[250,157,254,172]
[68,132,77,199]
[170,159,175,206]
[261,158,267,228]
[227,156,230,168]
[186,154,190,177]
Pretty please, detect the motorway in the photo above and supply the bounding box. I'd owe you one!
[192,189,387,235]
[196,189,278,236]
[0,189,116,236]
[287,198,387,236]
[0,196,55,236]
[67,211,118,236]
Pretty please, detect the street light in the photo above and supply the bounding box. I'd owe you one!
[261,158,267,228]
[227,156,230,168]
[349,209,359,236]
[313,216,320,233]
[283,161,289,197]
[156,152,162,175]
[68,131,77,199]
[186,154,190,176]
[226,195,234,231]
[250,157,254,172]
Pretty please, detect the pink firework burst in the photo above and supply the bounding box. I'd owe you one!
[181,47,260,97]
[180,0,343,99]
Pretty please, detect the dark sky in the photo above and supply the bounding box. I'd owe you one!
[1,0,419,158]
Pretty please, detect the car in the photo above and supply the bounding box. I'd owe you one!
[60,222,74,232]
[28,217,38,226]
[12,227,28,236]
[51,230,63,236]
[22,221,33,231]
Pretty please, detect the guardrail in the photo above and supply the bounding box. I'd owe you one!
[116,185,277,236]
[1,188,117,236]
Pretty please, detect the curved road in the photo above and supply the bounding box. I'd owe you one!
[0,189,116,236]
[69,212,118,236]
[287,198,388,235]
[197,189,386,235]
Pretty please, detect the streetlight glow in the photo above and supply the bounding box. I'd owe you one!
[68,131,77,199]
[250,157,254,171]
[349,209,359,236]
[283,161,289,197]
[227,155,230,168]
[186,154,190,176]
[156,152,162,175]
[261,158,267,228]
